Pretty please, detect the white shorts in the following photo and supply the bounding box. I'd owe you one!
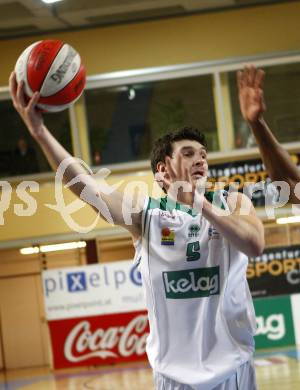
[153,360,257,390]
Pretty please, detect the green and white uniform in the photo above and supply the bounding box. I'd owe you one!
[136,193,256,390]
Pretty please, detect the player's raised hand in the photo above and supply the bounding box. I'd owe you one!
[237,65,266,125]
[9,71,44,139]
[164,154,195,204]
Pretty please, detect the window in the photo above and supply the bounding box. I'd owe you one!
[85,75,218,166]
[0,100,72,177]
[229,62,300,148]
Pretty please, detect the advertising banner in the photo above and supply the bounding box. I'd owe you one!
[42,260,144,320]
[291,294,300,346]
[48,310,149,369]
[254,295,296,349]
[208,154,300,207]
[42,261,149,368]
[43,261,300,368]
[247,245,300,298]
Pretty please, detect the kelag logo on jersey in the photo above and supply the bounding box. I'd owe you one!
[162,266,220,299]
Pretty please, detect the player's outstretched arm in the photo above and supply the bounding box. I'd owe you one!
[9,71,143,239]
[201,192,264,257]
[238,65,300,203]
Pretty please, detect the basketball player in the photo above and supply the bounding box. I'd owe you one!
[9,71,264,390]
[238,65,300,203]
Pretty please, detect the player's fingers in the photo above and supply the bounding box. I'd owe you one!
[248,65,255,86]
[258,90,267,111]
[193,179,206,211]
[156,168,172,192]
[178,156,189,189]
[254,69,265,89]
[196,176,207,194]
[163,175,172,191]
[237,71,244,91]
[154,171,164,188]
[245,65,252,86]
[176,153,184,180]
[165,156,176,180]
[184,165,191,185]
[27,91,40,112]
[9,71,18,105]
[240,67,249,88]
[16,80,27,107]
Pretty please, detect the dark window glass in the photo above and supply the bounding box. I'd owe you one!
[0,100,72,177]
[85,75,218,166]
[229,63,300,148]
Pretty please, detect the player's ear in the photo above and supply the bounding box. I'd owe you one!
[156,161,166,173]
[154,162,168,190]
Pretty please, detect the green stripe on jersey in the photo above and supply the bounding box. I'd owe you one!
[147,191,226,217]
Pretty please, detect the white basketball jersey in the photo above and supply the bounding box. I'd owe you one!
[137,194,256,390]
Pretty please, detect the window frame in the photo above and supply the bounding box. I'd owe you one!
[1,49,300,181]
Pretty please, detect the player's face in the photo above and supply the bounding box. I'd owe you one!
[171,139,208,183]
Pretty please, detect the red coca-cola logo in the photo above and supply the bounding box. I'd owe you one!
[64,315,148,362]
[48,311,149,368]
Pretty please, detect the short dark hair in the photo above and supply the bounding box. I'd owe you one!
[150,126,207,174]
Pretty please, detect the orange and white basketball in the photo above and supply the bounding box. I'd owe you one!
[15,39,86,112]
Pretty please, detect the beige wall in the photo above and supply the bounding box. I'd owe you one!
[0,275,46,369]
[0,248,85,369]
[0,2,300,85]
[98,236,135,262]
[0,172,156,243]
[0,317,3,369]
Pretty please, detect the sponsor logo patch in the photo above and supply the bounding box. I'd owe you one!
[208,226,220,240]
[188,224,200,238]
[161,227,175,246]
[162,266,220,298]
[159,210,182,227]
[159,210,176,220]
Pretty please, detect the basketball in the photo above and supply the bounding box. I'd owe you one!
[14,40,86,112]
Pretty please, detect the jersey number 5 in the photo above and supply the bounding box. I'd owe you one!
[186,241,200,262]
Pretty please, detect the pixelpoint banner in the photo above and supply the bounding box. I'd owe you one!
[42,260,144,320]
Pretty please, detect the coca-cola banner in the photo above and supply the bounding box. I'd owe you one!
[42,261,149,369]
[48,311,149,369]
[42,261,144,320]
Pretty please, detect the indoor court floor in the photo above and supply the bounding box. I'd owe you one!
[0,347,299,390]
